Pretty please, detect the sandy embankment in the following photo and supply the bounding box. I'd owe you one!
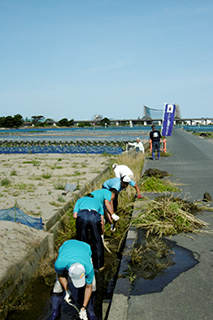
[0,153,110,220]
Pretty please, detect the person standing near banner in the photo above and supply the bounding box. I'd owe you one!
[149,125,162,160]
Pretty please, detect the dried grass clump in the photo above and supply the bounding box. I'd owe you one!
[132,196,208,237]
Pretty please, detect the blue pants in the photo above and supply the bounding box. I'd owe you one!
[152,141,160,159]
[76,209,104,269]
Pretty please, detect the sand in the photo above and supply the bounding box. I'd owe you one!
[0,153,110,222]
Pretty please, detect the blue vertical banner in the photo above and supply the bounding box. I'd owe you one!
[161,104,176,136]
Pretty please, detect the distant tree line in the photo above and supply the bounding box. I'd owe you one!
[0,114,24,128]
[0,114,111,129]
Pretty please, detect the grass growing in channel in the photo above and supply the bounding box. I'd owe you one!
[55,152,145,251]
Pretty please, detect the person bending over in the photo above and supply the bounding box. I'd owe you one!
[54,239,95,320]
[73,194,104,270]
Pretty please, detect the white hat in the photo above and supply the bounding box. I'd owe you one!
[68,263,85,288]
[122,176,131,183]
[112,163,117,169]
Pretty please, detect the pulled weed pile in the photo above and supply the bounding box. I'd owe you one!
[129,237,174,279]
[132,196,208,237]
[140,176,180,193]
[140,168,180,193]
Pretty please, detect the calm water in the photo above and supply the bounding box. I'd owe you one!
[0,125,212,142]
[0,126,151,142]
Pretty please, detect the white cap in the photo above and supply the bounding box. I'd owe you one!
[122,176,131,183]
[68,263,85,288]
[112,163,117,169]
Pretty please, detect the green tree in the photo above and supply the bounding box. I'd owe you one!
[58,118,70,127]
[78,121,91,127]
[13,114,24,128]
[4,116,14,128]
[99,117,110,126]
[31,115,44,125]
[0,117,6,127]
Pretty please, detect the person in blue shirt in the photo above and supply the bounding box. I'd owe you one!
[102,175,142,212]
[73,195,104,270]
[91,188,118,224]
[53,239,95,320]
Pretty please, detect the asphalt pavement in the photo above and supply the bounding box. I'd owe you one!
[108,128,213,320]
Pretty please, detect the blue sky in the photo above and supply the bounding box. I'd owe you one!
[0,0,213,121]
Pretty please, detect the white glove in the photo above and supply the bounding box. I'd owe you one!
[79,308,88,320]
[101,234,104,242]
[64,290,72,304]
[112,213,120,221]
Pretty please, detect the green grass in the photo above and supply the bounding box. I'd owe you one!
[23,160,40,166]
[14,182,36,192]
[72,171,82,176]
[54,180,66,190]
[49,201,63,207]
[1,178,11,187]
[57,195,66,203]
[140,176,180,193]
[41,172,52,179]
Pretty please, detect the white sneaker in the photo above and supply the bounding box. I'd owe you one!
[110,224,116,232]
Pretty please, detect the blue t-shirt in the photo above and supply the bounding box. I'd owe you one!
[91,189,112,205]
[102,177,135,192]
[55,240,94,285]
[73,196,104,215]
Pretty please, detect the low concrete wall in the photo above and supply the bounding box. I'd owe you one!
[0,232,52,306]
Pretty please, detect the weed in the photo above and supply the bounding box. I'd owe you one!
[49,201,62,207]
[132,196,208,237]
[10,170,17,176]
[57,195,66,203]
[72,171,82,176]
[54,180,65,190]
[1,178,11,187]
[125,265,137,283]
[34,257,55,286]
[23,160,40,166]
[42,172,52,179]
[140,176,180,193]
[128,237,174,279]
[51,165,64,170]
[14,182,36,192]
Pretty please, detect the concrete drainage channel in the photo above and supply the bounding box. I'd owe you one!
[0,166,111,319]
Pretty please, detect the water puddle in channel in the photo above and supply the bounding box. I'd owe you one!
[127,231,199,295]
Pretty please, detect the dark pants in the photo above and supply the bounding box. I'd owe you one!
[76,209,104,269]
[152,141,161,159]
[113,193,118,212]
